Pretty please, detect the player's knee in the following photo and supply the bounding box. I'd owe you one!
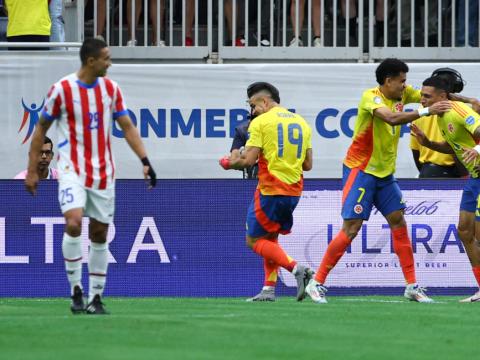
[65,218,82,237]
[246,236,256,249]
[343,222,362,240]
[457,223,474,244]
[89,228,107,243]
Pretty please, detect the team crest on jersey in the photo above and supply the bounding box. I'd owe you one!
[373,96,382,104]
[466,116,475,125]
[18,98,45,144]
[448,123,454,133]
[354,204,363,214]
[394,103,404,112]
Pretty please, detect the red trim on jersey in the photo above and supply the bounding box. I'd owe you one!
[103,78,115,181]
[94,85,107,189]
[61,80,80,175]
[51,92,62,118]
[257,155,303,196]
[344,123,374,170]
[115,86,124,112]
[254,189,281,233]
[342,167,360,204]
[79,86,94,187]
[452,103,468,117]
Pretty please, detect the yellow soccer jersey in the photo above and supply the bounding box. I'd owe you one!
[436,101,480,177]
[410,115,456,167]
[246,106,312,196]
[344,85,420,177]
[5,0,51,37]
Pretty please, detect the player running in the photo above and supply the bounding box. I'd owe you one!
[219,82,314,301]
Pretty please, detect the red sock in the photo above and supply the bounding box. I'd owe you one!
[472,266,480,287]
[392,226,416,284]
[264,239,279,286]
[315,230,351,284]
[253,239,296,272]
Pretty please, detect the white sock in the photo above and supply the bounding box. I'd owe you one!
[88,242,108,303]
[262,286,275,291]
[62,233,83,295]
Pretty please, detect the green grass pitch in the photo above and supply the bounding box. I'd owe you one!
[0,296,476,360]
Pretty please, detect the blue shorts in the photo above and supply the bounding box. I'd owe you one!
[460,177,480,220]
[341,165,405,220]
[246,189,300,238]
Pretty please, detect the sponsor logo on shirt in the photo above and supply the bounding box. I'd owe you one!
[373,96,382,104]
[448,123,454,133]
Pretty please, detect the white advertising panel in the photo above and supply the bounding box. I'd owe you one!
[3,53,480,179]
[280,189,472,288]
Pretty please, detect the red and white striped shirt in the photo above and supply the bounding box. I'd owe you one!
[41,73,128,189]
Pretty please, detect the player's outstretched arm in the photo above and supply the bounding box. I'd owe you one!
[410,124,453,154]
[448,93,480,113]
[116,115,156,188]
[302,148,313,171]
[374,101,451,126]
[220,146,260,170]
[25,117,53,195]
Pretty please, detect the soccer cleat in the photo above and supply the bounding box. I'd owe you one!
[459,290,480,303]
[305,279,328,304]
[185,36,193,47]
[313,37,322,47]
[246,288,275,302]
[70,285,85,314]
[404,284,434,303]
[86,295,109,315]
[294,265,314,301]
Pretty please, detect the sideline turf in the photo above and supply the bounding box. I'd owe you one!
[0,297,476,360]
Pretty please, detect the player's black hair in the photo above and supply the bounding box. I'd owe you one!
[44,136,53,148]
[80,38,108,65]
[375,58,409,85]
[422,76,451,94]
[247,82,281,103]
[431,67,465,93]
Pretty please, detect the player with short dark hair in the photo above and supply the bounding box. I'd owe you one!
[410,68,470,178]
[412,76,480,302]
[305,58,451,304]
[25,37,157,315]
[15,136,58,180]
[220,82,314,302]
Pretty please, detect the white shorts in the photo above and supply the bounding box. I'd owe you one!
[58,172,115,224]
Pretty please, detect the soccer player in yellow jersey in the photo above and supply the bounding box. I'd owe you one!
[305,58,451,304]
[219,82,314,301]
[410,68,468,178]
[412,76,480,302]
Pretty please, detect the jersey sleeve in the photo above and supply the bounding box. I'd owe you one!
[305,123,312,150]
[404,85,421,104]
[245,117,262,148]
[112,84,129,120]
[361,91,387,115]
[460,103,480,136]
[41,83,62,121]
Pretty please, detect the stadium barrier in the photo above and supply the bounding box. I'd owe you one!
[0,179,476,297]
